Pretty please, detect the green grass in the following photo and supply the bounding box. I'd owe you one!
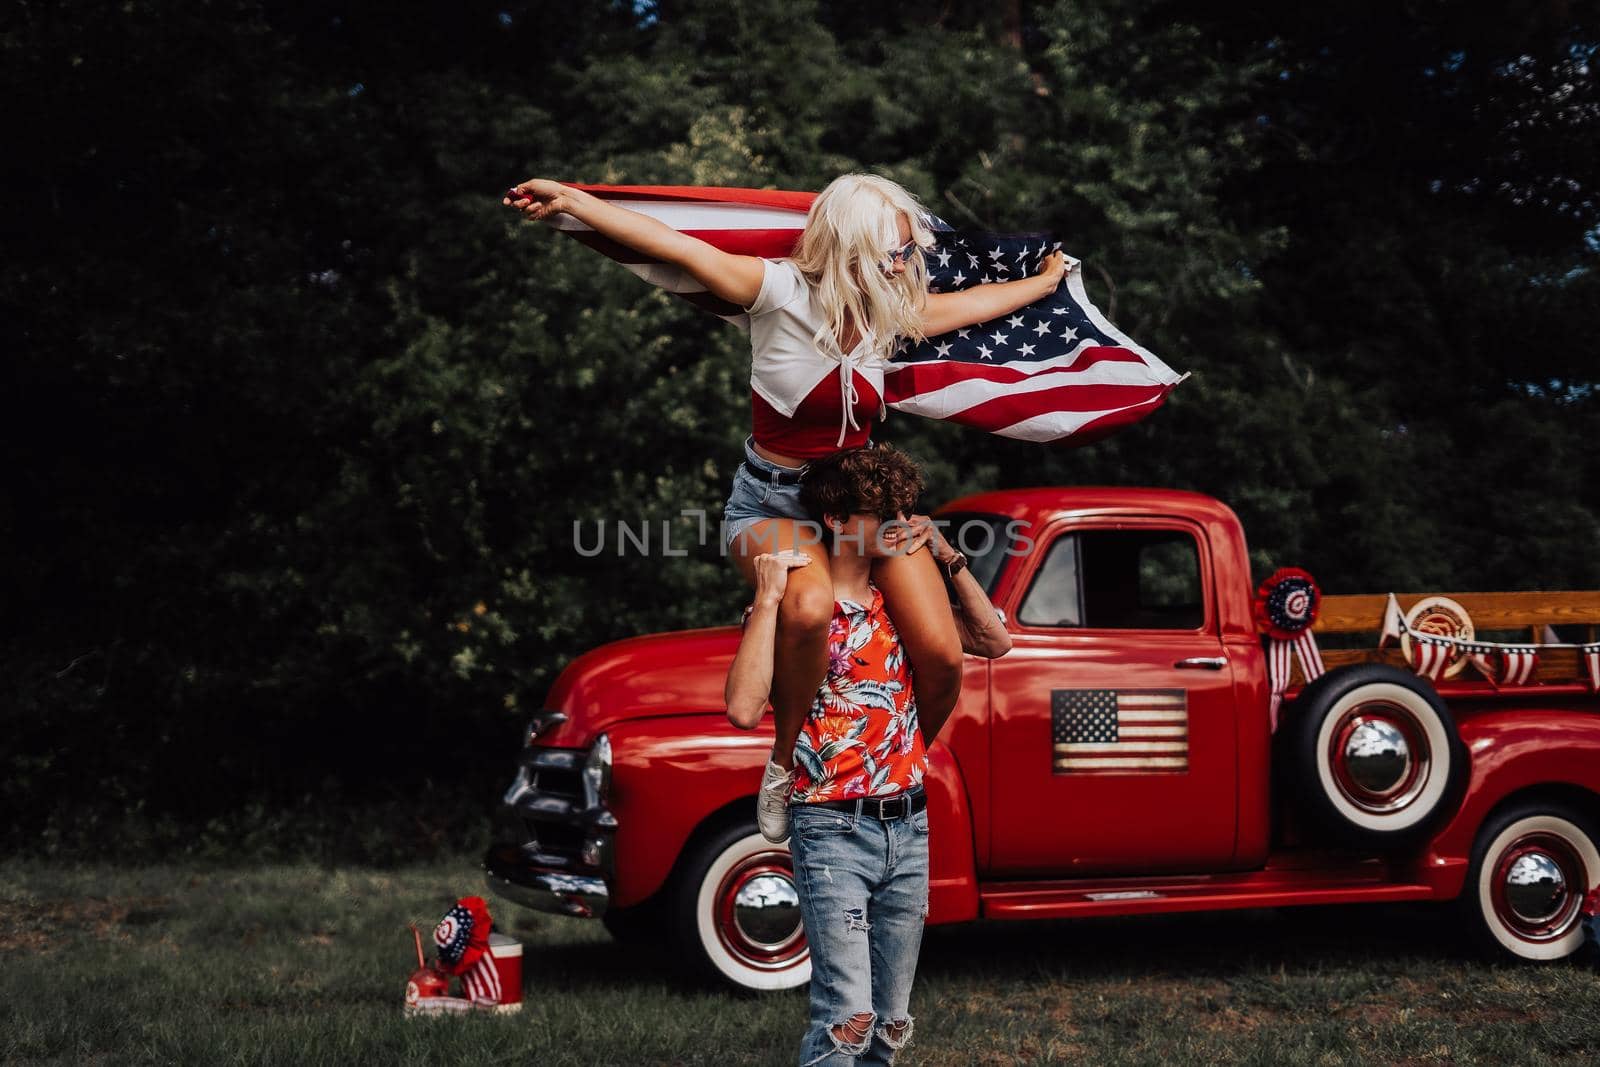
[5,857,1600,1065]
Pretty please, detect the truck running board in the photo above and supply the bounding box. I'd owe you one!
[980,860,1441,920]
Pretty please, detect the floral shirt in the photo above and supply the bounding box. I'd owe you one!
[791,584,927,804]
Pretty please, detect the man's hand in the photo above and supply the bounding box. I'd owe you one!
[903,514,957,564]
[753,551,810,607]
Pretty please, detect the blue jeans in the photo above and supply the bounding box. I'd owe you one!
[790,799,930,1066]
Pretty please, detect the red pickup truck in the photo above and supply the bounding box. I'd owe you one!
[483,487,1600,990]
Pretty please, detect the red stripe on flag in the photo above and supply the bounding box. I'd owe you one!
[948,381,1174,431]
[573,184,818,212]
[569,228,801,264]
[880,346,1150,401]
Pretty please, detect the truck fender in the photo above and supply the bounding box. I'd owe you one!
[1411,709,1600,898]
[606,716,772,909]
[925,741,980,925]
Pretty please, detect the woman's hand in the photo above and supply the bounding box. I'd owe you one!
[752,551,811,607]
[1035,249,1072,292]
[504,179,572,222]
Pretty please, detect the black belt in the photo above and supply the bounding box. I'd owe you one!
[801,789,926,821]
[742,459,806,486]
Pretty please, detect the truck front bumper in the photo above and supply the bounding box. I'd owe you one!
[483,843,609,918]
[483,741,616,919]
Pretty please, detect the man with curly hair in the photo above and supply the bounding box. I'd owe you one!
[725,443,1010,1066]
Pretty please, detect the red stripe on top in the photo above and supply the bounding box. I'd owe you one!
[751,371,880,460]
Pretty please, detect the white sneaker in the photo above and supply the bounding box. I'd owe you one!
[756,759,795,843]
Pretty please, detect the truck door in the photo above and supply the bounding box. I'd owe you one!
[987,517,1238,875]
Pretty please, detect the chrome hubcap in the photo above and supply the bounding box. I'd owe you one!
[734,873,802,945]
[1491,832,1586,942]
[1344,719,1410,794]
[1503,851,1568,924]
[1329,701,1429,814]
[715,850,808,971]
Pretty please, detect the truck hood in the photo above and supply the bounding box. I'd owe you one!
[532,625,743,748]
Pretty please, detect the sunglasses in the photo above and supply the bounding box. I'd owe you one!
[880,240,920,269]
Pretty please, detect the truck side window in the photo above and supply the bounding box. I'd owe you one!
[1017,536,1082,627]
[1020,529,1205,630]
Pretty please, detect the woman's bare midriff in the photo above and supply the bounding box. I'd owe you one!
[750,440,811,469]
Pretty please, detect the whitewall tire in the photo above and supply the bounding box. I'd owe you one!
[673,822,810,991]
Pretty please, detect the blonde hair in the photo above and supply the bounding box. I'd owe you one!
[789,174,934,364]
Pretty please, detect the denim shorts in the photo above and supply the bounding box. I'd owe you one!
[723,436,815,548]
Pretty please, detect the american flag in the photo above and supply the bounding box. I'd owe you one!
[461,954,503,1005]
[545,185,1184,445]
[1051,689,1189,774]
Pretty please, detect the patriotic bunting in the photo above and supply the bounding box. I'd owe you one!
[1253,568,1326,732]
[1382,592,1594,690]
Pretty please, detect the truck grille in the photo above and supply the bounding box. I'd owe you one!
[503,746,592,868]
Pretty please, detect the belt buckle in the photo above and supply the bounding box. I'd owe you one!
[880,794,907,821]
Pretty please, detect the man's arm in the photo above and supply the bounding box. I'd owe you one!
[948,563,1012,659]
[725,553,811,729]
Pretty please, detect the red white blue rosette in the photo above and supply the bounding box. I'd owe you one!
[433,896,493,976]
[1254,568,1327,732]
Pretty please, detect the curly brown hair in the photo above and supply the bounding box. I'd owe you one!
[799,444,924,524]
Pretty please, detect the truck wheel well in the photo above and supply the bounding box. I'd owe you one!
[644,794,761,910]
[1481,783,1600,834]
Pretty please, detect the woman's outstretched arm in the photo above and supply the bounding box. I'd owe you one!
[506,180,766,308]
[916,250,1072,337]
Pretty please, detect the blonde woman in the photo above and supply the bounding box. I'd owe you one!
[506,175,1068,841]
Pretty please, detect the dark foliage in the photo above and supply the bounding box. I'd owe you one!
[5,0,1595,858]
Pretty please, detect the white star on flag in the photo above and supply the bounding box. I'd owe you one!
[1018,342,1035,356]
[990,330,1009,345]
[976,343,993,359]
[1032,320,1052,336]
[1007,314,1025,328]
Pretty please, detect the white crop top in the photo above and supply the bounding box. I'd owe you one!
[744,259,887,447]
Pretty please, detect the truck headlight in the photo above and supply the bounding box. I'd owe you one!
[582,733,612,806]
[524,709,568,746]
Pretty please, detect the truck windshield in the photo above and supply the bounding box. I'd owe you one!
[934,512,1024,596]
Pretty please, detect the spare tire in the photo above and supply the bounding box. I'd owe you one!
[1286,663,1468,850]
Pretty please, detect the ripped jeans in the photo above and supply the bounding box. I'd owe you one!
[790,799,930,1066]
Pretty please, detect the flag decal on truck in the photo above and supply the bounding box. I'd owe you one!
[1051,689,1189,774]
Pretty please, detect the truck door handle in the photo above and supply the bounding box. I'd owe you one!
[1175,657,1226,670]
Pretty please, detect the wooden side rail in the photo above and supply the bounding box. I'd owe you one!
[1317,591,1600,639]
[1290,591,1600,687]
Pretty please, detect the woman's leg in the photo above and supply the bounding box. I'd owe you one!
[731,519,834,768]
[872,548,963,742]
